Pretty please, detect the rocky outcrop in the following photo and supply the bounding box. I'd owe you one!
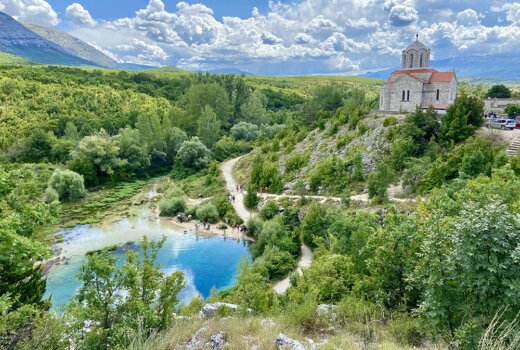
[316,304,338,322]
[199,303,252,319]
[206,331,227,349]
[260,318,276,328]
[185,327,208,349]
[275,333,305,350]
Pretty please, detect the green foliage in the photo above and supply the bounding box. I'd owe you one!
[240,90,268,125]
[259,200,280,220]
[244,183,260,209]
[177,137,211,169]
[210,136,245,162]
[197,105,221,147]
[230,122,259,141]
[367,162,396,203]
[47,169,86,201]
[301,203,327,247]
[45,186,59,203]
[284,152,307,173]
[440,95,484,143]
[113,126,151,174]
[249,155,283,193]
[254,245,296,280]
[66,236,185,349]
[195,203,219,223]
[504,103,520,118]
[412,167,520,344]
[159,196,187,216]
[382,116,397,127]
[246,216,264,238]
[487,84,511,98]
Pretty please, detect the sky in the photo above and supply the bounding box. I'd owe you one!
[1,0,519,75]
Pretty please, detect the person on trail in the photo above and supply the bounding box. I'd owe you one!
[188,214,192,222]
[265,186,268,193]
[232,195,235,203]
[240,184,243,192]
[225,217,229,224]
[236,185,239,192]
[199,193,203,199]
[260,187,263,194]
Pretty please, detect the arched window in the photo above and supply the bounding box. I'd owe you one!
[436,89,440,101]
[407,90,410,101]
[410,54,414,68]
[420,54,423,67]
[402,90,406,101]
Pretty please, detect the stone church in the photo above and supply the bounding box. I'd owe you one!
[379,37,457,114]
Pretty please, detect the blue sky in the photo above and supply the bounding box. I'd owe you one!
[1,0,520,75]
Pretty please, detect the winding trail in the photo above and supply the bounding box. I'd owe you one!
[220,156,313,294]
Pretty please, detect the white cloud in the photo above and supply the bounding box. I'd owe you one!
[0,0,59,26]
[66,3,96,27]
[456,9,479,26]
[64,0,520,75]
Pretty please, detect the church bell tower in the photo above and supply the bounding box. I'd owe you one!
[401,34,431,69]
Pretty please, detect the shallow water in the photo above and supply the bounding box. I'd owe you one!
[44,205,251,311]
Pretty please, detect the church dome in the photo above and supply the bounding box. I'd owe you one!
[406,40,428,51]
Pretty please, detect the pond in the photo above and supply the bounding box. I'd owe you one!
[44,205,251,311]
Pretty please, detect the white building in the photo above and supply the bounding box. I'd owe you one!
[379,37,457,114]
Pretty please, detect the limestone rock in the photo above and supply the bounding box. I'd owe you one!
[275,333,305,350]
[205,331,227,349]
[316,304,338,321]
[185,327,207,349]
[199,302,252,319]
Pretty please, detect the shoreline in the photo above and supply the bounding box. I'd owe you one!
[166,217,255,242]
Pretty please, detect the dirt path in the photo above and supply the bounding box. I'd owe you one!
[220,156,313,294]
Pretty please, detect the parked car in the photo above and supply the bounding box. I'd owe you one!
[516,120,520,128]
[486,119,516,130]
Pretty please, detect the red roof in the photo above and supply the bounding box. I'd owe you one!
[429,71,455,83]
[385,68,455,84]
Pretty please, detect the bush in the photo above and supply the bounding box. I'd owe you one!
[177,137,210,169]
[367,162,396,204]
[383,116,397,127]
[246,217,264,238]
[47,169,86,201]
[195,203,219,223]
[255,246,296,280]
[230,122,259,141]
[164,187,184,199]
[244,183,260,209]
[45,186,59,203]
[387,313,423,346]
[159,196,186,216]
[284,153,306,173]
[260,200,280,220]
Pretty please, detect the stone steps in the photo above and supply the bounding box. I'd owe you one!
[507,139,520,156]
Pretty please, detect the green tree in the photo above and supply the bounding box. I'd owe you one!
[69,130,126,184]
[301,203,328,247]
[504,104,520,118]
[183,83,230,131]
[177,137,210,169]
[240,90,268,125]
[197,105,221,148]
[244,183,260,209]
[66,236,185,349]
[47,169,87,201]
[439,95,484,143]
[114,127,150,173]
[367,162,396,204]
[230,122,259,141]
[260,200,280,221]
[487,84,511,98]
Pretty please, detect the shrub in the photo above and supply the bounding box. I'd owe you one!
[284,153,305,173]
[255,246,296,280]
[383,116,397,127]
[195,203,219,223]
[260,200,280,221]
[244,183,260,209]
[367,162,396,204]
[164,187,184,199]
[159,197,186,216]
[246,217,264,238]
[177,137,210,169]
[45,187,59,203]
[387,313,423,347]
[47,169,86,201]
[230,122,259,141]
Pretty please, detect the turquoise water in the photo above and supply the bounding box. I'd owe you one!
[44,207,251,311]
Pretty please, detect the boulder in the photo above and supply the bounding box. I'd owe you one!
[205,331,227,349]
[275,333,305,350]
[316,304,338,321]
[199,302,252,319]
[185,327,207,349]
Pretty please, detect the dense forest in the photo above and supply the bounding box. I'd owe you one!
[1,64,519,350]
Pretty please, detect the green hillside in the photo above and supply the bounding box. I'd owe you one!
[0,51,33,65]
[147,65,188,73]
[22,22,119,69]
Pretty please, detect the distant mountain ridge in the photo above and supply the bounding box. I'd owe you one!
[362,53,520,81]
[0,11,98,67]
[22,22,119,69]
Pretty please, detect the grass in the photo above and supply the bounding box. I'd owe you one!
[0,52,34,65]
